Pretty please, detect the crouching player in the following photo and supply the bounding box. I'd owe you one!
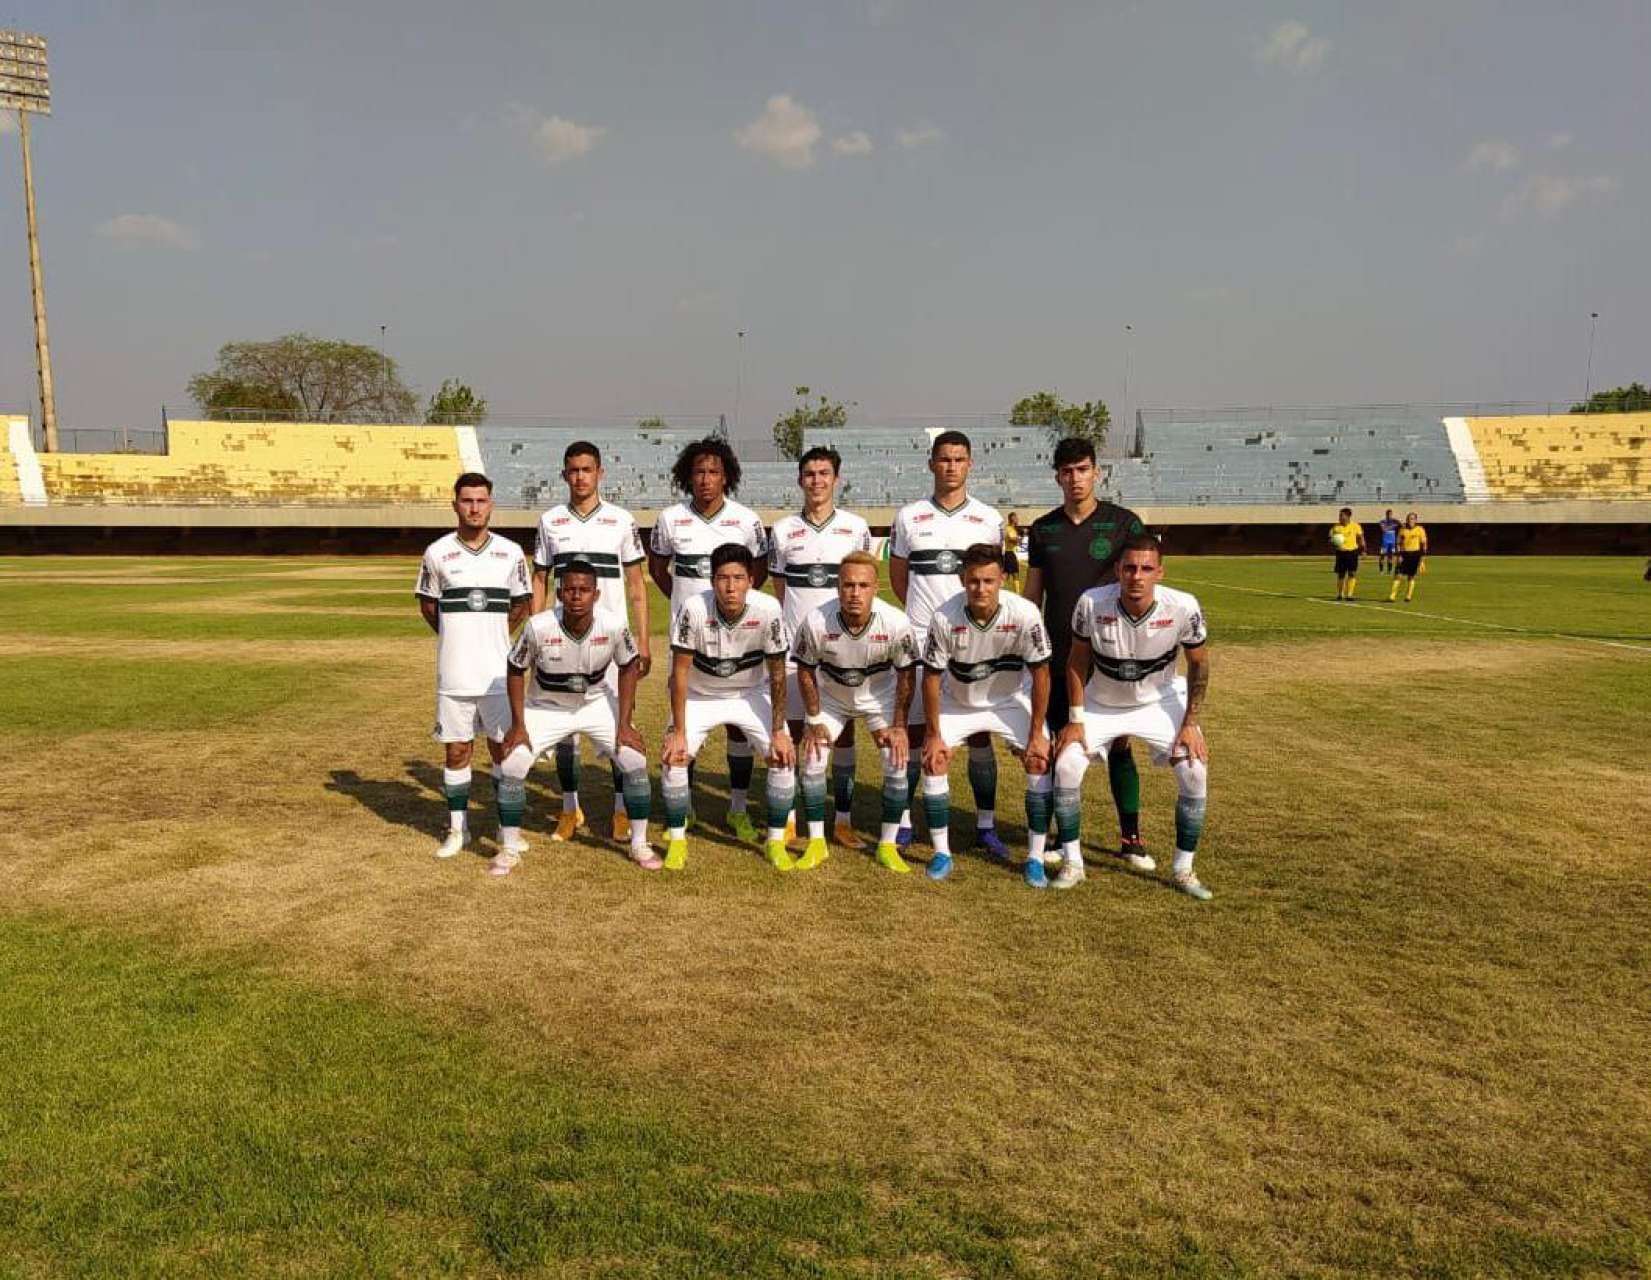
[660,544,796,871]
[918,544,1054,885]
[1051,535,1213,898]
[791,551,919,875]
[493,559,656,876]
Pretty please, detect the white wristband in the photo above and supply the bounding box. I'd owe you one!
[804,712,826,727]
[1067,707,1086,724]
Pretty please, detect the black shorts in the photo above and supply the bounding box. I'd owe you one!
[1399,551,1423,577]
[1334,550,1360,575]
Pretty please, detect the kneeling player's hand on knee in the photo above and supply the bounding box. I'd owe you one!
[1172,722,1207,763]
[661,729,689,767]
[501,725,529,758]
[1023,731,1050,775]
[1054,723,1086,758]
[874,726,908,772]
[618,724,645,755]
[921,740,950,776]
[805,723,834,763]
[769,727,795,769]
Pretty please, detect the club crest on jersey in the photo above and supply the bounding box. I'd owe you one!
[806,564,830,587]
[1116,660,1141,680]
[935,550,961,573]
[714,658,738,677]
[838,669,866,687]
[565,674,588,693]
[966,662,994,680]
[465,588,490,611]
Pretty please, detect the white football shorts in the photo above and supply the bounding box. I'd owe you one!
[518,695,624,761]
[680,690,776,759]
[432,691,511,744]
[933,691,1034,753]
[1074,678,1189,763]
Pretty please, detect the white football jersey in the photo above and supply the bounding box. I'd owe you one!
[532,500,645,620]
[889,495,1004,635]
[415,532,532,697]
[1070,583,1208,708]
[649,498,768,617]
[672,589,788,699]
[922,591,1051,709]
[791,598,917,716]
[507,603,640,711]
[767,508,874,638]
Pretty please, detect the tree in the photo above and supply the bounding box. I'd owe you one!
[426,379,488,425]
[187,333,418,423]
[636,416,669,432]
[773,386,849,460]
[1009,391,1111,448]
[1571,383,1651,414]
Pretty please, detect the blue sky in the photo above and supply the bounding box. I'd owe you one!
[0,0,1645,440]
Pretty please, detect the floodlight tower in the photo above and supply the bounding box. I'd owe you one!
[1,30,55,450]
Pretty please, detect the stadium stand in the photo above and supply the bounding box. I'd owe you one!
[1109,407,1467,506]
[1463,412,1650,500]
[0,415,23,504]
[802,425,1060,508]
[35,421,464,505]
[474,425,723,509]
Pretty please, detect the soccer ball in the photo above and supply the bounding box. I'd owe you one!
[1329,531,1347,550]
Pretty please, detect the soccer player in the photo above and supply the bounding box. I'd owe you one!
[918,544,1054,885]
[1330,507,1366,600]
[889,431,1006,856]
[493,561,655,876]
[414,473,533,860]
[1022,436,1154,870]
[1389,512,1428,602]
[1052,535,1213,899]
[648,437,769,841]
[660,544,796,871]
[792,551,918,874]
[531,441,651,845]
[1377,508,1401,574]
[769,446,873,850]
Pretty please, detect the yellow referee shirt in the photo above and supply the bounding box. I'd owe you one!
[1330,521,1363,550]
[1399,525,1427,552]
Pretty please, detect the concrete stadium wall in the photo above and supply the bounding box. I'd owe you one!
[3,502,1647,556]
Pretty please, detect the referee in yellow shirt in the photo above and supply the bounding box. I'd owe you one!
[1329,507,1366,600]
[1389,513,1428,602]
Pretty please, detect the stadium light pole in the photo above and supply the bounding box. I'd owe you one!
[1584,312,1599,407]
[2,30,56,451]
[1122,323,1134,440]
[734,329,745,436]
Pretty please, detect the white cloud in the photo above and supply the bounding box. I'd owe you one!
[831,130,874,157]
[527,112,606,166]
[96,214,199,251]
[735,94,822,170]
[894,123,944,149]
[1258,20,1330,74]
[1545,131,1573,150]
[1502,173,1618,220]
[1466,139,1521,172]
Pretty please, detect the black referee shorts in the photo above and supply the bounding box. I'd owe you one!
[1334,550,1360,575]
[1398,551,1423,577]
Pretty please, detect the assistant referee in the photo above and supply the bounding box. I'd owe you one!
[1022,436,1152,864]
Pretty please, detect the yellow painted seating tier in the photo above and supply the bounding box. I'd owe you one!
[0,433,19,501]
[1466,413,1650,500]
[37,421,465,504]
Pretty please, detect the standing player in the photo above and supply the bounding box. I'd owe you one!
[660,545,796,871]
[792,551,918,874]
[1022,437,1154,870]
[1377,509,1401,575]
[414,473,532,859]
[889,431,1005,856]
[531,441,651,844]
[918,545,1053,884]
[1052,535,1213,899]
[648,437,769,841]
[1388,512,1428,602]
[494,560,655,875]
[1330,508,1367,601]
[769,446,873,850]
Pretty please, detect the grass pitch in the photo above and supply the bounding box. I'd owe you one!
[2,554,1648,1278]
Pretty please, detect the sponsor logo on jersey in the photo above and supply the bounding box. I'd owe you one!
[675,517,694,526]
[787,526,808,539]
[964,514,986,524]
[1151,617,1175,628]
[720,519,742,528]
[743,619,761,629]
[996,623,1019,633]
[913,512,934,524]
[552,517,572,526]
[441,550,461,562]
[1099,614,1118,625]
[871,633,888,642]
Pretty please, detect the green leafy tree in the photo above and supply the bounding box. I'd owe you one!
[636,416,669,432]
[426,379,488,425]
[1009,391,1111,447]
[1571,383,1651,414]
[773,386,849,460]
[187,333,418,422]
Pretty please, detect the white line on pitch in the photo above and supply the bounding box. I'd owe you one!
[1175,576,1651,656]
